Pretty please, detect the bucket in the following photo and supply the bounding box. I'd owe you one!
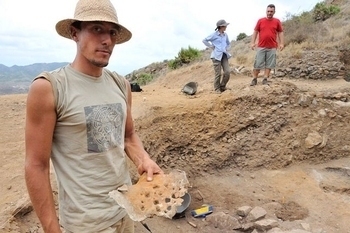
[173,193,191,219]
[182,82,198,95]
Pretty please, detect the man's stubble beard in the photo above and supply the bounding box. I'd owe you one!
[91,59,109,68]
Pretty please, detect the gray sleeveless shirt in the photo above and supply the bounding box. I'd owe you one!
[36,65,132,232]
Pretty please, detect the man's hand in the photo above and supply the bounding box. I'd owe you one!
[279,44,284,51]
[250,43,256,50]
[137,157,163,182]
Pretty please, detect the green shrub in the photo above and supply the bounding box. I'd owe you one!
[136,73,153,85]
[236,33,247,41]
[177,46,201,64]
[168,59,182,70]
[167,46,201,69]
[313,2,340,21]
[298,11,314,24]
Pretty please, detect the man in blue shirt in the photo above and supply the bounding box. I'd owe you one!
[203,19,232,94]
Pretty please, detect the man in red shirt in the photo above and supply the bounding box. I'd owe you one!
[250,4,284,86]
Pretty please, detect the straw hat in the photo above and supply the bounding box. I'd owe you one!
[55,0,132,44]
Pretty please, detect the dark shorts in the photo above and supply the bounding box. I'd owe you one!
[254,47,277,70]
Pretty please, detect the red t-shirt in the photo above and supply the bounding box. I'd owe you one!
[254,17,283,49]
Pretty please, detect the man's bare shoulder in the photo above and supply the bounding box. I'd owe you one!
[27,78,54,104]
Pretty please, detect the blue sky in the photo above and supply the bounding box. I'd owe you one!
[0,0,320,75]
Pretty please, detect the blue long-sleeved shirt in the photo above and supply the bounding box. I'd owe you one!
[202,31,231,61]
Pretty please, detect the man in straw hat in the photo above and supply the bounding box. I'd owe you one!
[202,19,232,94]
[24,0,163,232]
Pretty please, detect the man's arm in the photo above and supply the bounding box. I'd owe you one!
[278,31,285,51]
[123,80,163,181]
[250,30,258,50]
[25,78,61,233]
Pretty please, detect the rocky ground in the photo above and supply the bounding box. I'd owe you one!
[0,68,350,232]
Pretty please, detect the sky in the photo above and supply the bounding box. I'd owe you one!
[0,0,321,75]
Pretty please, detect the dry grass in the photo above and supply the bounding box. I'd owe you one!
[282,43,303,59]
[235,55,248,65]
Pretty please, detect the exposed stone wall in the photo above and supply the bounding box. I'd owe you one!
[275,50,346,80]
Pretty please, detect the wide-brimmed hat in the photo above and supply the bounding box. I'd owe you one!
[55,0,132,44]
[216,19,229,27]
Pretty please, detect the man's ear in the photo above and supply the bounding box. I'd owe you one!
[70,26,79,41]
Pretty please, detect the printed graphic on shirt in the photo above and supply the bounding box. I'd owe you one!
[84,103,123,153]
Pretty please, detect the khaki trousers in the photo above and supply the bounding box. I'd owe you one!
[64,215,134,233]
[212,53,230,91]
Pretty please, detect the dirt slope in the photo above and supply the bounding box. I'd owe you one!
[1,70,350,232]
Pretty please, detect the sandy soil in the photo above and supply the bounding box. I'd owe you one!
[1,69,350,232]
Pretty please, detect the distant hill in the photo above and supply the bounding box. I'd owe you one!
[0,62,68,95]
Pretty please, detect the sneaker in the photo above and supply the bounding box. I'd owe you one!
[262,78,268,85]
[215,89,222,94]
[250,78,257,86]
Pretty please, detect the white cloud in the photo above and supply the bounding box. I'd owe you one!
[0,0,320,75]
